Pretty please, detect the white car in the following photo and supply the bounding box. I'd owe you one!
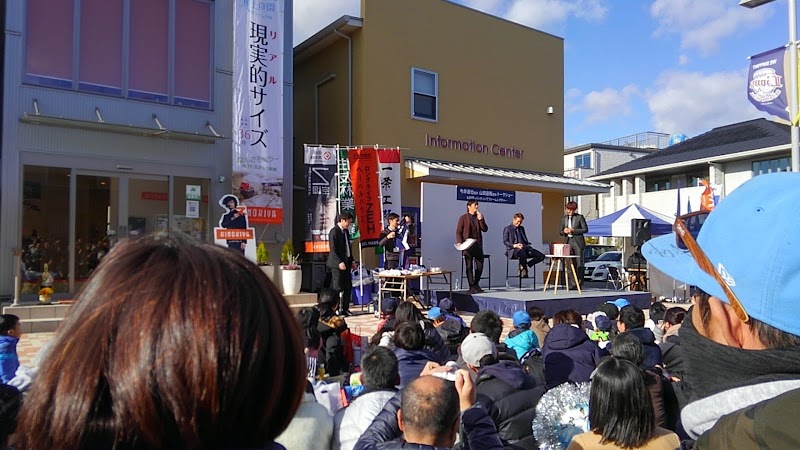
[583,251,622,281]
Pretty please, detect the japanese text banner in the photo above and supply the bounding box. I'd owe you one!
[233,0,284,224]
[348,148,382,246]
[377,149,402,220]
[304,146,337,253]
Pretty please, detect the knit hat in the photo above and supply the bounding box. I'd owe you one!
[644,173,800,336]
[427,307,444,320]
[513,311,531,328]
[460,332,497,367]
[381,297,399,314]
[611,298,630,310]
[438,298,456,313]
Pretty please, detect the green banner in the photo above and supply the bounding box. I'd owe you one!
[338,149,360,239]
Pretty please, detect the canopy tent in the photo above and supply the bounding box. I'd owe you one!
[585,204,673,237]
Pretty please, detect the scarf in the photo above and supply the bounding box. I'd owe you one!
[681,310,800,400]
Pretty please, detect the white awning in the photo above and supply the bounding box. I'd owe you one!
[405,158,610,195]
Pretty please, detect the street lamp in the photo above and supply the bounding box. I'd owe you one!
[741,0,800,172]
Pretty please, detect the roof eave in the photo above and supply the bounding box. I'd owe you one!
[293,15,363,64]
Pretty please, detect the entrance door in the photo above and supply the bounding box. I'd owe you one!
[73,172,168,292]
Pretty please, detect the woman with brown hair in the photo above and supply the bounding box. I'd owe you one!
[542,309,603,389]
[13,233,306,450]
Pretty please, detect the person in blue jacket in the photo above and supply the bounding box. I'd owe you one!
[504,311,540,360]
[0,315,21,384]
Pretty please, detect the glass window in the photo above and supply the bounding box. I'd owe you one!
[25,0,74,87]
[646,177,671,192]
[574,154,591,169]
[175,0,212,108]
[22,167,71,295]
[412,68,437,121]
[129,0,169,102]
[753,157,791,176]
[79,0,123,95]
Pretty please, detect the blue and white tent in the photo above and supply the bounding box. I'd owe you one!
[585,204,673,237]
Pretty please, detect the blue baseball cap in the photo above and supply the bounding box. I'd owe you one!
[610,298,630,309]
[427,307,444,320]
[643,172,800,336]
[513,310,531,327]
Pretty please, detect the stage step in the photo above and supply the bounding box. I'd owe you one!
[283,292,317,306]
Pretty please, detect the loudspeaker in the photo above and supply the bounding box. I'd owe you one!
[631,219,651,246]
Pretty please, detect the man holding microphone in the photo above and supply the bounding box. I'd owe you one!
[456,200,488,294]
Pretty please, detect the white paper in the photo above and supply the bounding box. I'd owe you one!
[454,238,476,251]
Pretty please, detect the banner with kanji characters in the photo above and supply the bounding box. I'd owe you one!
[304,146,337,253]
[377,149,402,219]
[747,46,800,123]
[348,148,382,246]
[214,195,257,262]
[339,148,360,239]
[232,0,284,224]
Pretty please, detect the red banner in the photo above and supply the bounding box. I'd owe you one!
[348,148,382,243]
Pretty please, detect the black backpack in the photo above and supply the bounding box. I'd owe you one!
[520,347,546,387]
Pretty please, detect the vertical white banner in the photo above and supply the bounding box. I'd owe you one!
[233,0,284,224]
[377,149,402,219]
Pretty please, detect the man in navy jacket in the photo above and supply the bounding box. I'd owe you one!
[354,366,503,450]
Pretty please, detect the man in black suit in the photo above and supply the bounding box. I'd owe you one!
[327,211,355,316]
[559,201,588,287]
[503,213,545,278]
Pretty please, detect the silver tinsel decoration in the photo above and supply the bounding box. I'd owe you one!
[532,382,591,450]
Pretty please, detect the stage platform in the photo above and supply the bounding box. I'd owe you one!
[435,285,652,318]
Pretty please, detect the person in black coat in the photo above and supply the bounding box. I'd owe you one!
[541,323,603,389]
[377,213,401,269]
[461,333,545,449]
[606,305,663,371]
[559,201,588,287]
[327,212,355,316]
[502,213,545,279]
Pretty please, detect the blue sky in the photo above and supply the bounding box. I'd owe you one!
[294,0,788,147]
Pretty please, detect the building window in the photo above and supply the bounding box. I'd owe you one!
[412,68,437,121]
[24,0,213,109]
[645,176,671,192]
[752,157,790,176]
[574,154,591,169]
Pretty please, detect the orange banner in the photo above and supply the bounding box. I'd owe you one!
[348,148,382,243]
[305,241,330,253]
[215,228,256,240]
[246,206,283,224]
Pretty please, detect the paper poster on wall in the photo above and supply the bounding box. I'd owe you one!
[186,200,200,218]
[213,194,256,263]
[232,0,284,224]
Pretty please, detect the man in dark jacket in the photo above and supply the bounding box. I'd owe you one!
[378,213,401,269]
[559,201,587,287]
[354,366,504,450]
[502,213,545,279]
[328,212,355,316]
[461,333,545,449]
[607,305,663,370]
[455,200,488,294]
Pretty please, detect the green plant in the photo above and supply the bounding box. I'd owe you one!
[281,253,300,270]
[256,241,271,265]
[280,240,295,265]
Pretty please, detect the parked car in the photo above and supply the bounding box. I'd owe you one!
[583,244,616,263]
[584,251,622,281]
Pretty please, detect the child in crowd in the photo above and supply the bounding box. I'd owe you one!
[427,307,467,351]
[646,301,667,344]
[437,298,467,328]
[0,316,21,384]
[586,312,613,349]
[504,311,540,360]
[527,306,550,346]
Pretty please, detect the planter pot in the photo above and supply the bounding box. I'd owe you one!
[259,264,276,283]
[281,268,302,295]
[38,294,52,304]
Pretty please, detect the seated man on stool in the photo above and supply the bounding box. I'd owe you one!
[503,213,545,278]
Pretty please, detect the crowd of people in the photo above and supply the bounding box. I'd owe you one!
[0,173,793,450]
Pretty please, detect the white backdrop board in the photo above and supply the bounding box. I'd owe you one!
[421,183,543,289]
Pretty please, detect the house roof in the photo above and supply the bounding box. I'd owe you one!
[590,119,790,180]
[405,158,610,195]
[293,15,363,64]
